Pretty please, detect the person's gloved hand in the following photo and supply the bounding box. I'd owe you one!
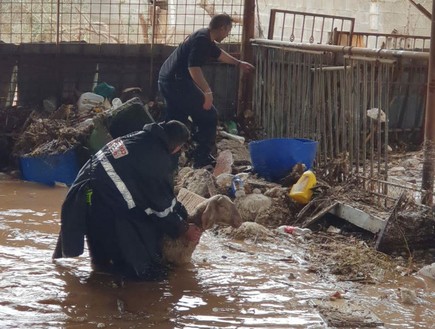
[184,223,202,244]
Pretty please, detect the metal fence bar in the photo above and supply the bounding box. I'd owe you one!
[340,68,347,158]
[251,39,430,60]
[361,60,368,177]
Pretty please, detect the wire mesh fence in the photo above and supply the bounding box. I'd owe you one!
[0,0,244,45]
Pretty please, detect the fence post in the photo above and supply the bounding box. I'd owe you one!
[237,0,255,117]
[421,0,435,206]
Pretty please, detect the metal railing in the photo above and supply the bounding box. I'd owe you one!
[267,9,355,46]
[350,32,431,51]
[266,9,430,52]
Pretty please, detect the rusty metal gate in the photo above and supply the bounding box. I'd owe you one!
[252,38,430,205]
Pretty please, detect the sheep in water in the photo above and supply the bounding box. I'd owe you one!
[163,194,242,265]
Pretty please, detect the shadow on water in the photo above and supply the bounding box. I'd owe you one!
[0,178,434,329]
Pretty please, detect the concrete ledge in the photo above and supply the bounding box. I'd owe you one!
[0,43,174,58]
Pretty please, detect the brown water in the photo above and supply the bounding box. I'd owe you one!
[0,178,434,329]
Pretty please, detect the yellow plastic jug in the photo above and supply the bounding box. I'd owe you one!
[289,170,317,204]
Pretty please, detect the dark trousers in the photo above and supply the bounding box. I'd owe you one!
[158,77,217,159]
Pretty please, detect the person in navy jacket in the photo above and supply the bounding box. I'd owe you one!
[53,121,201,280]
[158,13,254,168]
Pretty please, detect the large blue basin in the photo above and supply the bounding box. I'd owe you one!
[249,138,318,182]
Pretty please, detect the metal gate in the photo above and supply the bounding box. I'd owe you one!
[252,38,430,205]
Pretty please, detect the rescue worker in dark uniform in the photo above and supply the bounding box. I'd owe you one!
[52,120,201,280]
[158,13,254,168]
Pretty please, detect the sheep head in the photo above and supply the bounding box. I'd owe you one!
[193,194,243,230]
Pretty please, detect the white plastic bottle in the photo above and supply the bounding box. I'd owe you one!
[231,175,246,198]
[112,98,123,110]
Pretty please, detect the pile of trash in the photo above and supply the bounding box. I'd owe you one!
[11,84,156,160]
[13,113,93,157]
[174,127,434,282]
[0,106,33,169]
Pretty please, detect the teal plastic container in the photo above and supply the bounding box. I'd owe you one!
[93,82,115,99]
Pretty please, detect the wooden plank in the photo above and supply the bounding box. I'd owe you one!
[299,201,339,228]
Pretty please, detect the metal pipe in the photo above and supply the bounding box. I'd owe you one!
[149,1,157,98]
[56,0,60,45]
[268,9,277,40]
[237,0,255,116]
[421,0,435,206]
[251,38,430,60]
[408,0,432,20]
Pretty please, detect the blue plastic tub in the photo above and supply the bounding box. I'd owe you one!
[20,148,79,186]
[249,138,318,182]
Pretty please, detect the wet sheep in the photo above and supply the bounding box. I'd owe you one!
[163,194,242,265]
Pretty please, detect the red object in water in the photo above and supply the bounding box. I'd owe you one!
[284,226,295,234]
[331,291,343,299]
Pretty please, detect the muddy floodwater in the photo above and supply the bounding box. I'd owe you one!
[0,178,434,329]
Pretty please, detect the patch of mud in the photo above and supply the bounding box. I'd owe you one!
[307,232,395,282]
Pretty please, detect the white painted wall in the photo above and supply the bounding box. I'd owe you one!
[255,0,432,38]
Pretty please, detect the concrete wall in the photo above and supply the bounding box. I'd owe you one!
[255,0,431,38]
